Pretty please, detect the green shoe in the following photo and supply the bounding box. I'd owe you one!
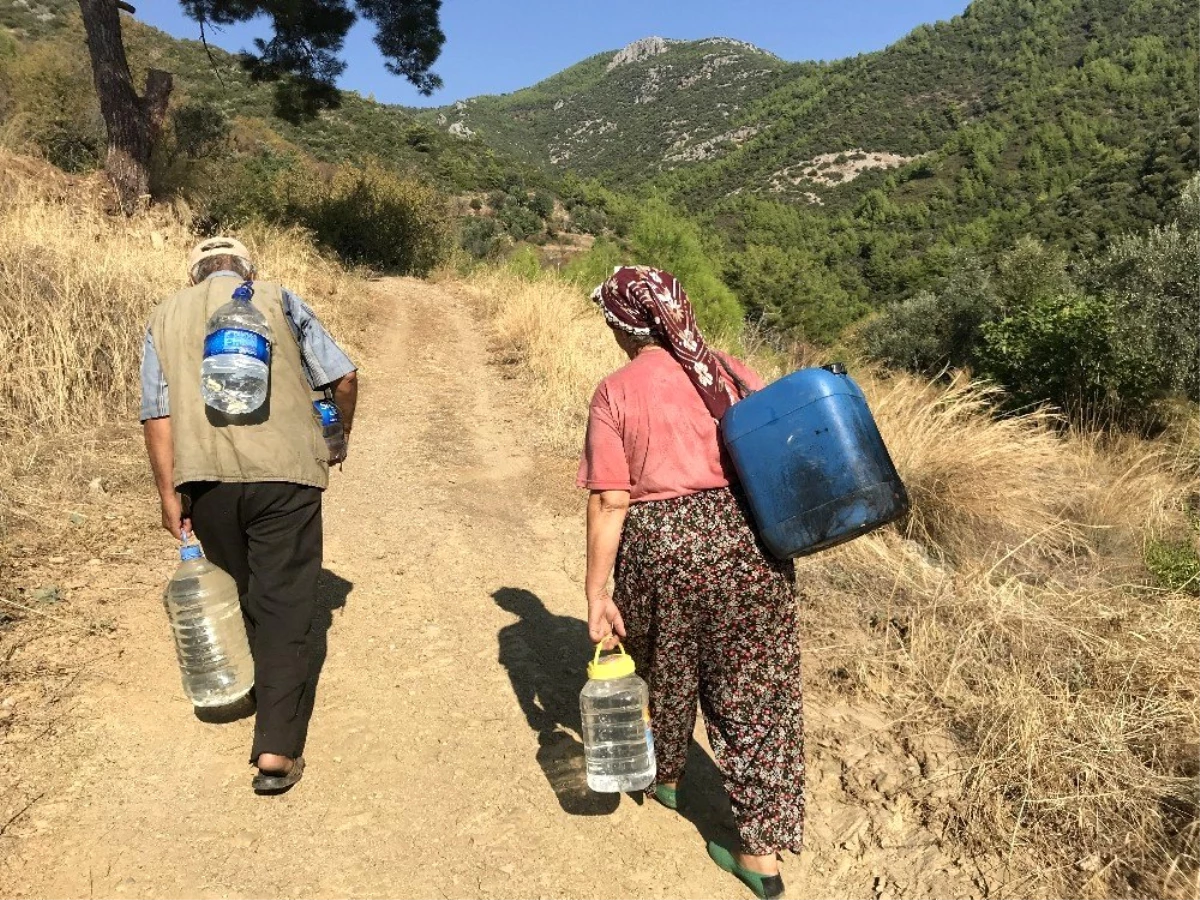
[706,841,785,900]
[650,783,678,810]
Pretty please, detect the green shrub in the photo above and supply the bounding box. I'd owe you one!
[5,41,103,171]
[197,151,298,228]
[724,243,867,343]
[1145,536,1200,595]
[459,215,505,260]
[562,236,624,290]
[862,292,949,371]
[200,155,452,275]
[305,161,451,274]
[564,199,745,337]
[498,202,543,241]
[170,102,229,159]
[528,190,556,219]
[627,198,744,336]
[569,205,608,235]
[505,245,542,280]
[861,252,995,372]
[1081,176,1200,402]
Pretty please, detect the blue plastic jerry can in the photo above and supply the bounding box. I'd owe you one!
[720,364,909,558]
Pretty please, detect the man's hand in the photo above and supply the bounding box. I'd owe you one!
[160,492,191,540]
[587,588,626,648]
[329,432,349,466]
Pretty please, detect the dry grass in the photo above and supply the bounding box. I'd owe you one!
[463,266,1200,898]
[457,267,628,453]
[0,151,369,537]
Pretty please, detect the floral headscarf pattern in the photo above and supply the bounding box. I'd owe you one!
[592,265,737,419]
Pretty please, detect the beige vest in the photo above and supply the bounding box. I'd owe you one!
[148,277,329,490]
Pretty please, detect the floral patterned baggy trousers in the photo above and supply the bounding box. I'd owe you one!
[614,486,806,856]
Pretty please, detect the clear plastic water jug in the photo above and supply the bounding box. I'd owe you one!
[201,280,272,415]
[162,537,254,707]
[312,396,346,461]
[580,643,655,792]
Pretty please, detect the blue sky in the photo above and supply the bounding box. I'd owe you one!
[136,1,971,108]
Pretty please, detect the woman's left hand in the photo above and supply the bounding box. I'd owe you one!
[587,589,626,647]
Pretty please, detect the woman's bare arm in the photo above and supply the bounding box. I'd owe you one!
[585,489,631,645]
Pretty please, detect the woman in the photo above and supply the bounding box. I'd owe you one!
[577,266,805,900]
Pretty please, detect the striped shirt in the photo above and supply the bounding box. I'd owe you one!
[139,272,355,422]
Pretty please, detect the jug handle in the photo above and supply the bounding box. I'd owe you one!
[592,640,628,666]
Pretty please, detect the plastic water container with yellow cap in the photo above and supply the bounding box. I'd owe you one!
[580,642,655,792]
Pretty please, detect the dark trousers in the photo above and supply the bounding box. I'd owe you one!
[184,481,323,763]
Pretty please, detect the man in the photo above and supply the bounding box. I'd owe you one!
[140,236,358,794]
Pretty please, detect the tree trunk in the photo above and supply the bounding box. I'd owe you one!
[77,0,173,213]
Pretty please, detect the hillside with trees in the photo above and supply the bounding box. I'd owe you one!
[423,36,792,186]
[427,0,1196,425]
[0,4,610,270]
[2,0,1196,424]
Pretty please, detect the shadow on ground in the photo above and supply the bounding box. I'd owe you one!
[193,567,353,742]
[493,584,734,845]
[494,586,619,816]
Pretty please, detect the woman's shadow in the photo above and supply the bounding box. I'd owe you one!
[493,587,619,816]
[494,587,739,844]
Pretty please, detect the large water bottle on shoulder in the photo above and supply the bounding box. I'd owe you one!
[580,642,655,792]
[201,281,271,415]
[163,535,254,707]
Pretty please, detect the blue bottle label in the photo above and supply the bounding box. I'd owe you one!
[312,399,341,426]
[204,329,269,362]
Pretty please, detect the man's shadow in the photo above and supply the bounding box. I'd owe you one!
[493,587,619,816]
[194,567,352,737]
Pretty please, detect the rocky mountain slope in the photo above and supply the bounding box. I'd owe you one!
[422,36,792,186]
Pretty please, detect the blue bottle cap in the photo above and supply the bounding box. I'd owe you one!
[180,544,203,561]
[232,281,255,302]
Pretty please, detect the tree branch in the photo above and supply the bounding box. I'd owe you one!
[115,1,135,13]
[198,17,227,87]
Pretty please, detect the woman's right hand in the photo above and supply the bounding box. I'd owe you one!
[587,589,626,648]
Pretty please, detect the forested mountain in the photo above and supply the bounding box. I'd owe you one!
[414,0,1197,352]
[426,0,1195,230]
[422,36,791,185]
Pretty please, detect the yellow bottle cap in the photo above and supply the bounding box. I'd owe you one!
[588,641,636,680]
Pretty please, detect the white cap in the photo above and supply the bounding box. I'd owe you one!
[187,236,252,282]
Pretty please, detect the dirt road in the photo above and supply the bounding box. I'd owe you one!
[0,279,1013,899]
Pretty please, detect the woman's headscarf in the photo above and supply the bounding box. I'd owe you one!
[591,265,737,419]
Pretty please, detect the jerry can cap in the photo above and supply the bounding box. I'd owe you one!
[588,641,636,680]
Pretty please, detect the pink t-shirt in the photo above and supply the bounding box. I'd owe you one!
[576,349,765,502]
